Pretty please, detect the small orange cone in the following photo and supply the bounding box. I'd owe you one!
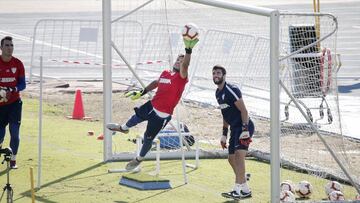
[97,134,104,140]
[67,89,91,120]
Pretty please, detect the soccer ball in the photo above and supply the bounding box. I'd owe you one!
[295,180,313,198]
[328,190,345,201]
[281,180,295,193]
[325,181,343,195]
[280,190,295,202]
[182,23,199,40]
[355,194,360,200]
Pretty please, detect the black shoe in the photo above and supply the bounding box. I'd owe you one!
[221,190,237,198]
[10,160,18,169]
[232,190,252,199]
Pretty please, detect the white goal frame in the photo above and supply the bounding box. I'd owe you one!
[102,0,281,201]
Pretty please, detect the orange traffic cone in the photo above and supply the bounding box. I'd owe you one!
[97,134,104,140]
[67,89,91,120]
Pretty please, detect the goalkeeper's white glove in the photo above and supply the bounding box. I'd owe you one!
[239,123,253,146]
[239,123,250,140]
[220,135,227,150]
[125,89,147,100]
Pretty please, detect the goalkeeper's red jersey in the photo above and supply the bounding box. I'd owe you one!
[151,70,188,115]
[0,56,25,106]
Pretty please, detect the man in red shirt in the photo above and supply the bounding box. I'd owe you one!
[0,36,26,169]
[107,36,198,171]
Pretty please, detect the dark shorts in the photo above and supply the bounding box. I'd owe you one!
[0,99,22,128]
[134,101,171,140]
[228,119,255,154]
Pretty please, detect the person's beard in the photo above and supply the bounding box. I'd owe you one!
[213,76,224,85]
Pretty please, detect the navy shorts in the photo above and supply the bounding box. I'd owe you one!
[228,119,255,154]
[134,101,171,140]
[0,99,23,128]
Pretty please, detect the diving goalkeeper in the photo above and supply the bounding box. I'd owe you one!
[107,34,199,171]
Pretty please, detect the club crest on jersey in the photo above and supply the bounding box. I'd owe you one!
[219,103,230,109]
[159,78,171,84]
[11,67,17,74]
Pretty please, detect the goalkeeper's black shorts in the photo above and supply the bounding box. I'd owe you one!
[134,101,171,140]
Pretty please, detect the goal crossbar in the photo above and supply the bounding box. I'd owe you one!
[184,0,275,17]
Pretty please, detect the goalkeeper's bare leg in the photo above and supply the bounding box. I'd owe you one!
[234,150,251,197]
[222,150,251,199]
[222,126,253,199]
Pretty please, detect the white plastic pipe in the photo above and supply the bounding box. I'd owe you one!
[37,56,43,189]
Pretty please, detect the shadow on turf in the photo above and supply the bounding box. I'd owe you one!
[114,184,186,203]
[0,168,9,176]
[15,162,105,203]
[223,200,244,202]
[222,195,252,203]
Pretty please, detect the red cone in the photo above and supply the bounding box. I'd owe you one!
[72,89,85,119]
[65,89,91,120]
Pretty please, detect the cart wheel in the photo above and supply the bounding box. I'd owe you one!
[327,109,333,124]
[319,109,324,119]
[328,115,333,124]
[319,103,324,119]
[284,106,289,120]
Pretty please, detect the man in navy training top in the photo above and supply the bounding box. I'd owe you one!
[0,36,26,169]
[212,65,255,199]
[107,35,198,171]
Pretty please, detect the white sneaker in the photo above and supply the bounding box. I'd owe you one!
[125,157,142,171]
[106,123,129,134]
[233,190,252,199]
